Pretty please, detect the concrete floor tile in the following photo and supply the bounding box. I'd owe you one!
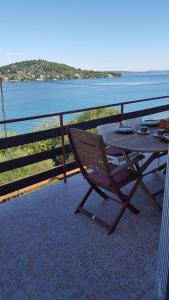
[23,275,88,300]
[0,214,33,263]
[23,279,57,300]
[0,171,164,299]
[7,289,30,300]
[0,263,20,299]
[6,240,59,286]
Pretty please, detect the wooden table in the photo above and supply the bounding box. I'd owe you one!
[104,127,168,209]
[104,127,168,153]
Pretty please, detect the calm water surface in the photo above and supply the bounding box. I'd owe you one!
[1,73,169,132]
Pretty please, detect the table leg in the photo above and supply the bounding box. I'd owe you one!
[124,151,163,209]
[139,179,162,210]
[140,152,159,174]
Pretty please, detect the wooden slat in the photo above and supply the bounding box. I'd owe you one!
[68,104,169,133]
[1,103,169,150]
[0,95,168,125]
[122,104,169,120]
[0,148,60,173]
[0,161,77,197]
[59,95,169,115]
[0,127,61,149]
[0,144,72,173]
[66,114,122,133]
[69,128,109,175]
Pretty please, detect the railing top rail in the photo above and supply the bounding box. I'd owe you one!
[0,95,169,125]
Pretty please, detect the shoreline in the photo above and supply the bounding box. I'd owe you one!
[3,75,120,83]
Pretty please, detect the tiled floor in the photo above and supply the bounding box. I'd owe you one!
[0,167,165,299]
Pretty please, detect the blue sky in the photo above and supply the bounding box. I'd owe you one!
[0,0,169,71]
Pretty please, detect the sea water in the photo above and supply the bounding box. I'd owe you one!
[1,73,169,133]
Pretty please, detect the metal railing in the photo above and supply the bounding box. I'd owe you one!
[0,95,169,198]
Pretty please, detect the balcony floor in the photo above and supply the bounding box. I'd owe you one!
[0,167,165,299]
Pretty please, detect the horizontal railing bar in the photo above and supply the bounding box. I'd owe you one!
[0,95,169,124]
[66,103,169,132]
[67,114,122,131]
[1,103,169,150]
[0,112,61,125]
[60,95,169,115]
[0,161,77,197]
[1,101,168,178]
[121,103,169,120]
[0,144,72,172]
[0,99,169,198]
[0,149,59,173]
[0,127,61,149]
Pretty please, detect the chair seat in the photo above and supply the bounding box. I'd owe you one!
[106,145,131,156]
[87,164,132,190]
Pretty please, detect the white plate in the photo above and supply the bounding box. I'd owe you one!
[116,126,135,134]
[137,130,150,135]
[142,120,159,127]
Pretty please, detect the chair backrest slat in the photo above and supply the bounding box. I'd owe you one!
[68,128,110,176]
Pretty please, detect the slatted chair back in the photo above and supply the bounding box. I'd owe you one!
[68,128,110,177]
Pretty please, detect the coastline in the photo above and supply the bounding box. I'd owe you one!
[3,75,119,83]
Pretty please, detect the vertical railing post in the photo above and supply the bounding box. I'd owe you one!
[120,104,124,125]
[59,114,67,183]
[0,78,7,138]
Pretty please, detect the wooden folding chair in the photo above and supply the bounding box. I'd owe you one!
[68,128,145,234]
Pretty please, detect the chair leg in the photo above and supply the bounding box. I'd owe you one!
[126,180,140,214]
[115,181,140,215]
[108,204,127,234]
[127,202,140,214]
[108,184,140,235]
[92,184,122,204]
[92,184,109,200]
[74,181,140,234]
[94,183,139,214]
[108,194,135,234]
[74,186,93,213]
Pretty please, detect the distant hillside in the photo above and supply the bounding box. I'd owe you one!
[0,60,121,81]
